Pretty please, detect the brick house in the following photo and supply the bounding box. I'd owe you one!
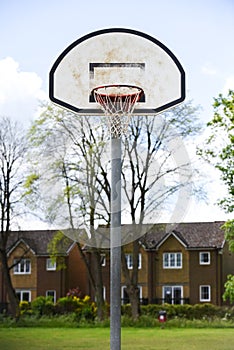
[0,230,87,305]
[127,221,233,305]
[95,221,234,306]
[1,222,233,307]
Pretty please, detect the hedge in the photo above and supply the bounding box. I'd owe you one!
[20,297,234,321]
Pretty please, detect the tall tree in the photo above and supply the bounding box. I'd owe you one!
[28,100,201,320]
[27,105,110,320]
[121,102,201,319]
[0,117,28,319]
[198,90,234,214]
[197,90,234,303]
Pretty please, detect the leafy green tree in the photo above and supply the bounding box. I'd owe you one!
[198,90,234,213]
[198,90,234,302]
[223,274,234,304]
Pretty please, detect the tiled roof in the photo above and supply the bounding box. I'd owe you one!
[139,221,226,250]
[6,221,226,254]
[7,230,74,256]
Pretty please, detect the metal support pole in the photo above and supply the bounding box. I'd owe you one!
[110,136,122,350]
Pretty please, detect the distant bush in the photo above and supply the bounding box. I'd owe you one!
[140,303,230,320]
[56,296,78,314]
[31,296,55,316]
[11,296,234,326]
[19,301,32,316]
[55,295,96,321]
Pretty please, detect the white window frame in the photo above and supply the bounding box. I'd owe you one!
[16,290,31,302]
[100,254,106,267]
[163,252,182,269]
[121,285,142,304]
[125,253,142,269]
[46,290,56,303]
[46,258,56,271]
[199,252,210,265]
[200,285,211,302]
[14,259,31,274]
[103,286,106,300]
[162,285,184,304]
[95,286,106,302]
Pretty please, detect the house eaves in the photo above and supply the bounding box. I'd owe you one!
[156,231,188,250]
[7,238,36,257]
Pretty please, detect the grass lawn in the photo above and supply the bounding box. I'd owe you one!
[0,327,234,350]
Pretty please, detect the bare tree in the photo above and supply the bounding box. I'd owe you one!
[0,117,28,319]
[59,115,110,320]
[28,101,201,321]
[27,105,110,320]
[121,103,201,319]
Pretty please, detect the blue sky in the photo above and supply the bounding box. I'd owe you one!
[0,0,233,225]
[1,0,233,121]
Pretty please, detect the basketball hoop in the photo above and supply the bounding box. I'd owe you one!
[92,84,143,137]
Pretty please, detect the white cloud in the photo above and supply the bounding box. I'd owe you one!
[0,57,47,125]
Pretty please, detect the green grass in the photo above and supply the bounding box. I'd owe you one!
[0,328,234,349]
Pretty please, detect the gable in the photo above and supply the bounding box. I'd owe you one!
[156,232,188,250]
[7,230,75,256]
[7,239,36,257]
[140,222,225,250]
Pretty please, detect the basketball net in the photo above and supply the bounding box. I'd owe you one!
[93,85,143,137]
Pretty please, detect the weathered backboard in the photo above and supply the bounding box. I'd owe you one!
[49,28,185,115]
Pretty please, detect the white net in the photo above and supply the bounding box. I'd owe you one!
[93,85,143,137]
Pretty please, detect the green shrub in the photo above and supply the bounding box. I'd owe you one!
[31,296,55,316]
[56,295,96,322]
[141,304,161,317]
[56,296,78,314]
[121,304,132,317]
[19,301,32,316]
[189,303,219,320]
[140,303,225,321]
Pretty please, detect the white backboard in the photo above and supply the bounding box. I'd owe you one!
[49,28,185,115]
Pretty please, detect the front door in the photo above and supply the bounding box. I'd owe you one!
[163,286,183,304]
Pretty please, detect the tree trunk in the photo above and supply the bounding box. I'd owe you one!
[127,285,140,320]
[121,241,141,320]
[128,239,141,320]
[75,243,105,320]
[92,249,105,321]
[0,250,20,319]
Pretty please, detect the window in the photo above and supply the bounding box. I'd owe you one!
[46,258,56,271]
[16,290,31,302]
[14,259,31,274]
[163,253,182,268]
[121,286,142,304]
[200,252,210,265]
[46,290,56,303]
[200,285,211,302]
[95,287,106,301]
[125,253,142,269]
[103,286,106,300]
[100,254,106,267]
[163,286,183,304]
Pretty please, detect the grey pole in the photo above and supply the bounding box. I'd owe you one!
[110,136,122,350]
